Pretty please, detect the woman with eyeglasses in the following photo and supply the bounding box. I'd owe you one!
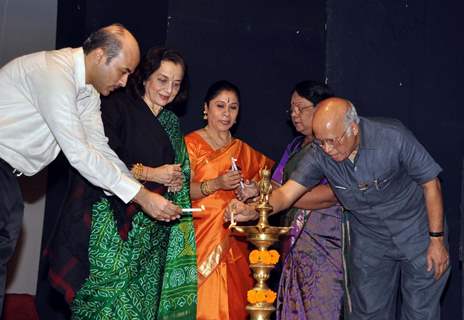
[185,80,274,320]
[271,81,344,320]
[48,47,197,320]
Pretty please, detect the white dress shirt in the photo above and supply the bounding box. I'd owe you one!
[0,47,141,203]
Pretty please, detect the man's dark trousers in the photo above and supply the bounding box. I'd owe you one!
[0,159,24,317]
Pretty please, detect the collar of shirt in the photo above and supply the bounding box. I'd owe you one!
[72,47,95,97]
[347,117,375,164]
[357,117,377,151]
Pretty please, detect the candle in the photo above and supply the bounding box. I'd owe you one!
[231,157,245,189]
[229,209,236,228]
[182,205,205,212]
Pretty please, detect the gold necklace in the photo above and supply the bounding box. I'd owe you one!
[204,126,231,150]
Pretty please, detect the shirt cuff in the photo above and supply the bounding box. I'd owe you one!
[289,170,319,189]
[416,163,442,185]
[111,174,142,203]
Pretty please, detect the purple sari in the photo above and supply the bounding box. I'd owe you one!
[273,137,343,320]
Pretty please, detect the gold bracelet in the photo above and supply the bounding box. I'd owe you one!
[205,180,212,194]
[200,180,212,196]
[200,181,208,196]
[132,163,144,180]
[206,180,216,195]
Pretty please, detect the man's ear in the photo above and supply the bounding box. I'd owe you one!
[352,122,359,136]
[93,48,106,64]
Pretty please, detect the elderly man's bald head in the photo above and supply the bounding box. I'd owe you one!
[312,97,360,162]
[313,98,355,133]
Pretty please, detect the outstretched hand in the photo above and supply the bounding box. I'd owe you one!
[224,199,258,223]
[235,180,258,202]
[134,187,181,222]
[153,164,183,190]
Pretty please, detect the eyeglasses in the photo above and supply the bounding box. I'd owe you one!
[314,126,350,148]
[285,104,315,116]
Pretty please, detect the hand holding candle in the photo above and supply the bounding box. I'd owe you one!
[225,199,258,224]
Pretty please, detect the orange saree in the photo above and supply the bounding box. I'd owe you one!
[185,132,274,320]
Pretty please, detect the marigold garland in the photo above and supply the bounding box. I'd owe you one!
[247,289,277,304]
[249,249,280,265]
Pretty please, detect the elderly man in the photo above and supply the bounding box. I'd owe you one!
[0,24,181,313]
[228,97,449,319]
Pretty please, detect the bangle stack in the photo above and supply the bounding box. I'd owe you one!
[200,180,214,197]
[132,163,146,181]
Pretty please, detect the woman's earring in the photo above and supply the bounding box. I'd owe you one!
[203,110,208,120]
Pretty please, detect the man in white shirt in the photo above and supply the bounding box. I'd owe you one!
[0,24,181,313]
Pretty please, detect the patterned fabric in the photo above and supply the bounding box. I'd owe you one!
[185,132,274,320]
[71,199,169,320]
[275,141,344,320]
[71,109,197,320]
[271,136,304,185]
[157,109,197,320]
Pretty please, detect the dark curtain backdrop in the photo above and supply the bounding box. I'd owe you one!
[461,158,464,319]
[165,0,326,160]
[37,0,462,319]
[55,0,168,53]
[326,1,464,319]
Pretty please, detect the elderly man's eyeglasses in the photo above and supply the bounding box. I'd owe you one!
[285,104,315,116]
[314,126,350,148]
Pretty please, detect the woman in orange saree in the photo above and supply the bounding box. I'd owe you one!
[185,80,274,320]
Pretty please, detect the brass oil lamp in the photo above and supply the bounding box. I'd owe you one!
[230,167,290,320]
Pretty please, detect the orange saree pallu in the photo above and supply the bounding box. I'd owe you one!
[185,132,274,320]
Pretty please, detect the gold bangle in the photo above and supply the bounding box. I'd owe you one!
[200,180,212,196]
[206,180,215,195]
[132,163,144,180]
[200,181,208,196]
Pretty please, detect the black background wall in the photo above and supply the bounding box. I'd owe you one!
[55,0,168,52]
[461,158,464,317]
[326,1,463,318]
[37,0,462,319]
[164,0,326,160]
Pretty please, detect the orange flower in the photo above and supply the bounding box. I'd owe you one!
[268,250,280,264]
[261,252,272,264]
[255,289,266,302]
[249,249,280,265]
[264,290,277,303]
[247,289,258,304]
[247,289,277,304]
[249,250,260,264]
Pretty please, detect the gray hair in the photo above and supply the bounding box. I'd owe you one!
[82,23,126,64]
[344,102,360,136]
